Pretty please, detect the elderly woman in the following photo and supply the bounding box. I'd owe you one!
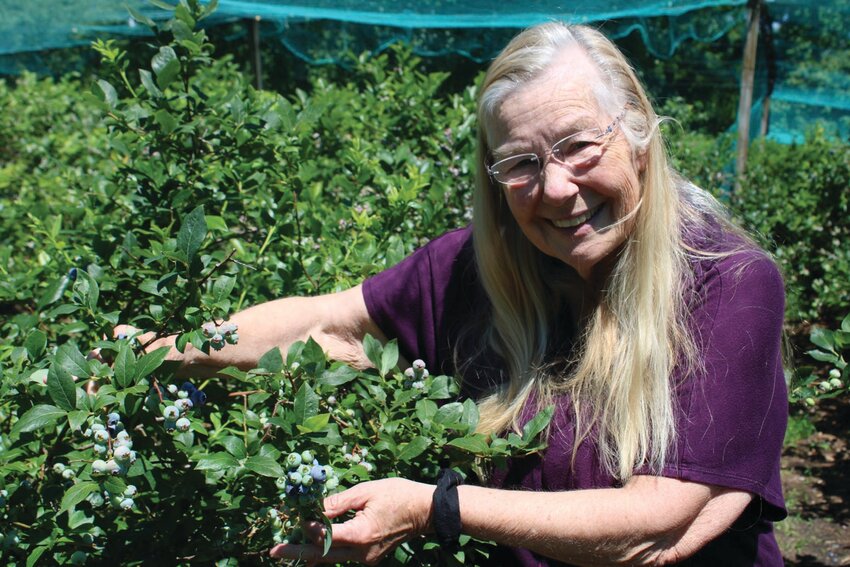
[153,22,787,566]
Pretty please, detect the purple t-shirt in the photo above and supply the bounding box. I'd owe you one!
[363,225,787,566]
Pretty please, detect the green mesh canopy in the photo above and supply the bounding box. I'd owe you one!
[0,0,847,143]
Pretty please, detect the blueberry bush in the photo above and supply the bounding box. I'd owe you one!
[0,2,545,564]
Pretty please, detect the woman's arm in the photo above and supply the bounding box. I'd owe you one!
[270,475,752,566]
[139,284,386,374]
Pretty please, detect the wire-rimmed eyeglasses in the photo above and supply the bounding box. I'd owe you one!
[487,112,625,189]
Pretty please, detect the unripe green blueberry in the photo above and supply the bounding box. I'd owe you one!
[225,332,238,345]
[285,452,302,469]
[175,417,191,432]
[62,468,76,480]
[210,334,225,350]
[124,485,138,497]
[325,477,339,490]
[829,368,841,379]
[177,390,189,399]
[301,474,314,487]
[288,471,303,486]
[819,381,832,391]
[300,450,313,464]
[119,497,135,510]
[830,378,843,389]
[69,550,88,565]
[163,405,180,420]
[275,477,288,490]
[93,430,110,444]
[298,464,312,477]
[350,453,362,464]
[323,465,335,479]
[92,460,109,475]
[88,492,104,507]
[91,423,106,433]
[53,462,66,474]
[805,397,816,406]
[93,443,108,455]
[326,395,337,405]
[345,409,355,418]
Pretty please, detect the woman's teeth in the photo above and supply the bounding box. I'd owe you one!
[551,206,599,229]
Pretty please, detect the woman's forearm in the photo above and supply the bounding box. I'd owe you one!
[455,476,751,566]
[152,285,384,374]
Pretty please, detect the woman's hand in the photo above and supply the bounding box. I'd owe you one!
[269,478,434,565]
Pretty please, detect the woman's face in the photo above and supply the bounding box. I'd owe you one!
[486,46,643,281]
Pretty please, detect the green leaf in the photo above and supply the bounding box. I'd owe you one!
[213,275,236,302]
[435,402,464,426]
[196,453,239,472]
[74,270,100,312]
[127,5,156,27]
[152,46,181,89]
[244,455,285,478]
[447,435,490,454]
[806,349,839,363]
[397,436,430,462]
[415,399,438,428]
[459,398,480,432]
[11,404,66,436]
[427,375,451,399]
[149,0,176,10]
[26,546,48,567]
[293,383,320,424]
[139,69,163,98]
[521,405,555,443]
[59,481,99,514]
[154,109,178,134]
[362,334,383,370]
[97,79,118,108]
[380,340,399,376]
[55,343,90,380]
[319,364,358,386]
[176,205,207,264]
[25,330,47,360]
[36,273,71,308]
[135,347,171,381]
[113,343,137,388]
[67,410,90,432]
[47,364,77,410]
[322,514,333,556]
[841,313,850,333]
[810,328,835,352]
[221,435,247,459]
[258,347,283,372]
[297,413,330,433]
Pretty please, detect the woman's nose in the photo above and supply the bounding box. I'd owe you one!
[540,161,580,204]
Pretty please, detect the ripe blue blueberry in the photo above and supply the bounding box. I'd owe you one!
[68,267,78,281]
[310,465,326,483]
[107,412,121,425]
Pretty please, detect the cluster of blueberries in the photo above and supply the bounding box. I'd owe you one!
[86,483,138,512]
[277,450,339,506]
[403,358,430,391]
[201,321,238,351]
[161,381,206,433]
[86,412,137,480]
[269,450,339,544]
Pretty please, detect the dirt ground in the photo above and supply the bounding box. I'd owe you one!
[777,398,850,566]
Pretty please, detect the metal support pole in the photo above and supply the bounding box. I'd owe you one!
[735,0,762,188]
[251,16,263,90]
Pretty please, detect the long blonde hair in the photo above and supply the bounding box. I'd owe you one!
[468,23,740,481]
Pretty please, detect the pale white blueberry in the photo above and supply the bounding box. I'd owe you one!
[326,395,336,405]
[362,462,373,473]
[829,378,843,389]
[106,459,121,475]
[412,359,426,371]
[93,444,108,455]
[177,390,189,399]
[88,492,105,507]
[175,417,191,432]
[175,398,193,413]
[93,429,110,444]
[119,497,135,510]
[829,368,841,379]
[167,384,179,395]
[52,463,66,475]
[201,322,217,338]
[91,423,106,433]
[124,485,138,497]
[163,405,180,420]
[92,459,109,475]
[61,468,76,480]
[114,445,132,462]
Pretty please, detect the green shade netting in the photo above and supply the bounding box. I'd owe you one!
[0,0,847,143]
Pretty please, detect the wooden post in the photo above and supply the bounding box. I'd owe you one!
[735,0,762,189]
[251,16,263,90]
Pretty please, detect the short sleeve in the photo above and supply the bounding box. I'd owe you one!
[664,251,788,520]
[361,227,478,375]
